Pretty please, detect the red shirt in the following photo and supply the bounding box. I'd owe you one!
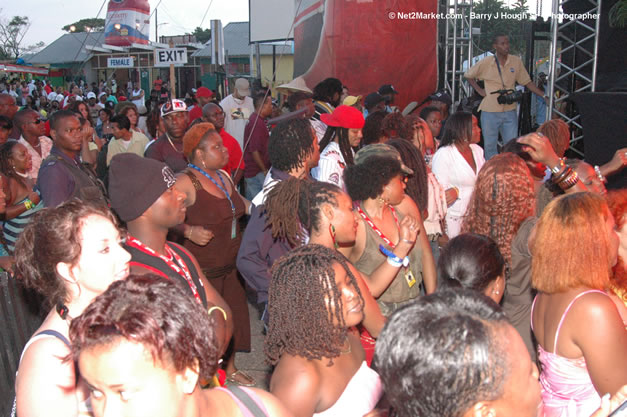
[220,128,245,176]
[188,105,203,124]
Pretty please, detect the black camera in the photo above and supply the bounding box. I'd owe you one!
[492,89,523,105]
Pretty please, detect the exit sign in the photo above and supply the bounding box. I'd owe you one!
[154,48,188,67]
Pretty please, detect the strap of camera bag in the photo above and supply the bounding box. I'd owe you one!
[495,56,507,89]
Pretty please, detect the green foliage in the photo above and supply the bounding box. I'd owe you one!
[471,0,531,56]
[62,18,105,33]
[609,0,627,27]
[0,13,44,59]
[191,26,211,44]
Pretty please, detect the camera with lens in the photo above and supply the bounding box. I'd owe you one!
[492,89,523,105]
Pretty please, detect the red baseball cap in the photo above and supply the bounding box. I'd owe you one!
[321,105,365,129]
[196,87,213,98]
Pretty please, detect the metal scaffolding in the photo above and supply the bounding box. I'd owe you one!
[442,0,474,108]
[546,0,602,157]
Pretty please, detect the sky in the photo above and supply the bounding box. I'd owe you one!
[1,0,250,50]
[2,0,552,52]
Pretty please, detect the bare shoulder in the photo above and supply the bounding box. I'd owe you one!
[270,355,322,417]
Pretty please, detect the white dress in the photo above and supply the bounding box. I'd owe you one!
[431,143,485,238]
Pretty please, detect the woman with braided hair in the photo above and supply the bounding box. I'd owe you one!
[266,244,383,417]
[461,152,537,358]
[311,105,364,191]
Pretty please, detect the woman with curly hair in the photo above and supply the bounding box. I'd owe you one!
[312,105,364,190]
[343,145,436,317]
[118,103,145,134]
[266,244,383,417]
[531,192,627,415]
[606,188,627,324]
[461,152,537,357]
[70,274,290,417]
[0,141,43,254]
[13,199,130,417]
[431,111,484,238]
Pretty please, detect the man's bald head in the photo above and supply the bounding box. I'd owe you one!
[202,103,225,131]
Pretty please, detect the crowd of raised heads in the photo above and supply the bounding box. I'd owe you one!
[1,70,626,417]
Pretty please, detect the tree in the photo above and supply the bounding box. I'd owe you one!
[0,13,44,60]
[470,0,531,56]
[62,18,105,33]
[191,26,211,44]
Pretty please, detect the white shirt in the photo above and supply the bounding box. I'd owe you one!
[431,143,485,217]
[219,94,255,150]
[131,88,145,107]
[311,141,352,191]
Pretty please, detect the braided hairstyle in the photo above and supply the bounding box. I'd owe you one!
[319,126,355,166]
[264,177,342,247]
[462,153,535,265]
[387,138,428,213]
[265,244,364,365]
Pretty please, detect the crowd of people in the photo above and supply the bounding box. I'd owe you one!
[2,33,627,417]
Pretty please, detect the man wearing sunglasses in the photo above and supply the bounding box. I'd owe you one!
[14,109,53,181]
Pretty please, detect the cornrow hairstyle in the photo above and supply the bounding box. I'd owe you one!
[264,177,341,246]
[69,274,219,382]
[0,141,28,187]
[344,156,401,202]
[265,244,364,365]
[387,138,428,212]
[319,126,355,166]
[362,111,387,145]
[268,118,315,173]
[461,153,535,265]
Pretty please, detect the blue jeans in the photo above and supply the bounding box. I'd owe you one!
[480,110,518,160]
[244,171,266,201]
[535,93,547,126]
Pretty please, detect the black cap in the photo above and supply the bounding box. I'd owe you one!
[364,92,385,109]
[429,90,452,106]
[378,84,399,95]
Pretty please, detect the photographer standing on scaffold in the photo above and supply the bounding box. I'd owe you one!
[464,34,548,159]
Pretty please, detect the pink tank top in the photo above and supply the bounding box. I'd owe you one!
[313,361,383,417]
[531,290,605,417]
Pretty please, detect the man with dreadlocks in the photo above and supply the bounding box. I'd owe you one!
[266,244,383,417]
[237,118,320,318]
[311,105,364,191]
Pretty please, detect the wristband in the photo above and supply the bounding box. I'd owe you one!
[23,199,34,210]
[551,158,566,175]
[594,165,606,183]
[379,244,410,268]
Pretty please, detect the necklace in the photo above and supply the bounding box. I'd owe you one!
[189,164,238,239]
[14,170,29,179]
[166,133,183,154]
[340,336,352,355]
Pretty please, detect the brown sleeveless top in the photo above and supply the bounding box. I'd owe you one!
[182,170,246,279]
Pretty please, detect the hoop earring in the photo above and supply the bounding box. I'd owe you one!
[329,224,338,249]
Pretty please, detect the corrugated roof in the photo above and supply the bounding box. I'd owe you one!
[26,32,106,65]
[192,22,292,58]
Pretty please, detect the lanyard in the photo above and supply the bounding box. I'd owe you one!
[126,235,202,304]
[357,204,400,249]
[188,164,238,239]
[188,164,235,215]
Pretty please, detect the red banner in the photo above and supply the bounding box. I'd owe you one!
[294,0,438,110]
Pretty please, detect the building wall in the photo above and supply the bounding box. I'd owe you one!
[252,55,294,95]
